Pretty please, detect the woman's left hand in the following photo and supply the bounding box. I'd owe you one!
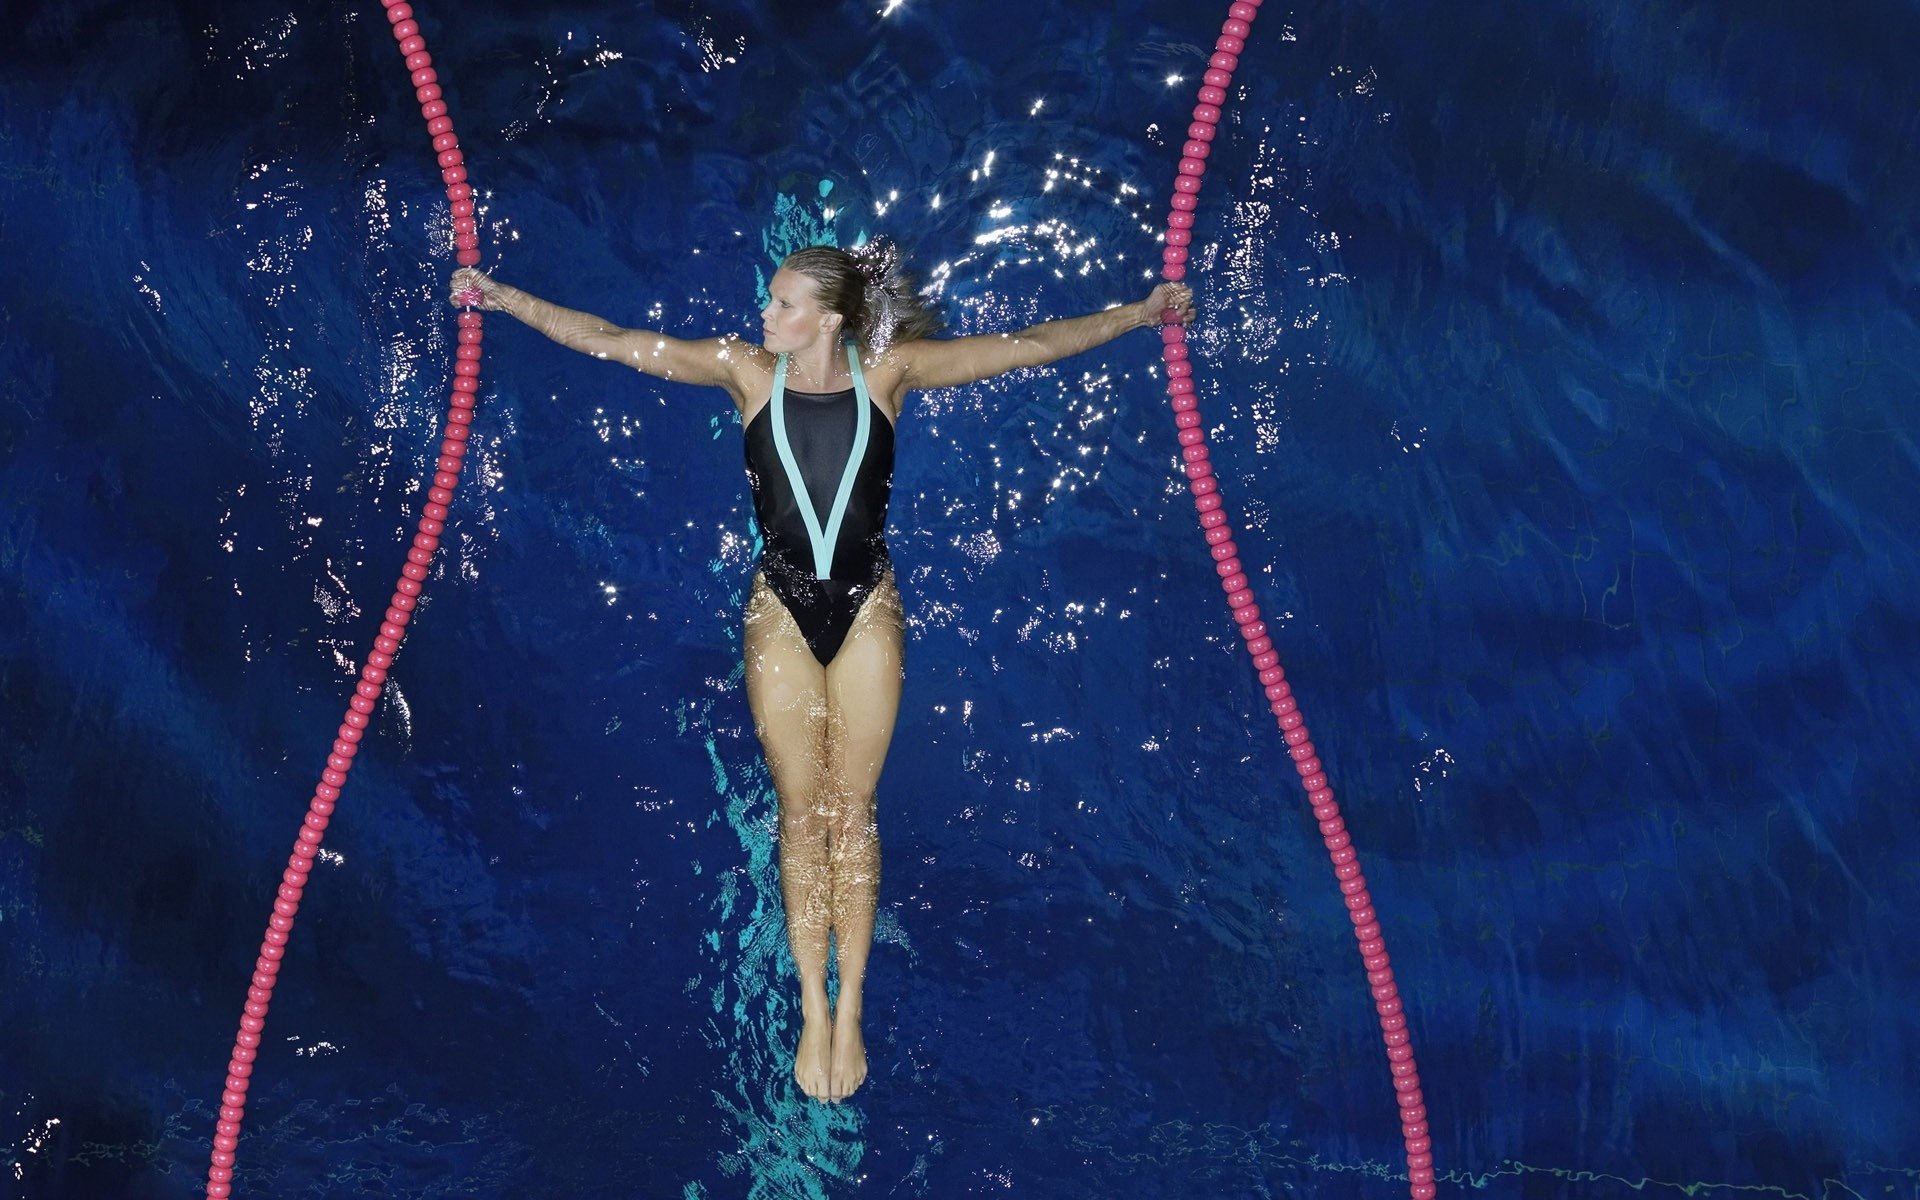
[1139,281,1195,327]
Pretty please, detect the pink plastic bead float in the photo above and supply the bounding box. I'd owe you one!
[1155,0,1436,1194]
[203,4,485,1196]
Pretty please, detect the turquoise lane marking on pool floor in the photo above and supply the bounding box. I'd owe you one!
[681,572,868,1197]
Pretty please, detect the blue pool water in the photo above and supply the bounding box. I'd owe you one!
[3,0,1917,1197]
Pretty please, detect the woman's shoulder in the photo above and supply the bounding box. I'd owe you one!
[696,335,774,414]
[722,336,779,381]
[857,343,915,416]
[858,339,926,380]
[708,332,772,363]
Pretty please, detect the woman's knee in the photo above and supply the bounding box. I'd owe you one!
[824,790,877,840]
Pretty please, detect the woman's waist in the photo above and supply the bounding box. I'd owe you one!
[756,530,891,584]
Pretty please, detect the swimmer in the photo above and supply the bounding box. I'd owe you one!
[450,246,1193,1102]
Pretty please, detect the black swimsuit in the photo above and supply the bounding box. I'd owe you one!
[743,346,895,665]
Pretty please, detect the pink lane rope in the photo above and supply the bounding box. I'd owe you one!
[202,3,483,1195]
[1155,2,1435,1195]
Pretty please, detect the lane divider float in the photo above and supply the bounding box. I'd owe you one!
[202,3,483,1194]
[1154,3,1436,1195]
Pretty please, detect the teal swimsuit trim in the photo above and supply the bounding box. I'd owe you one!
[744,342,896,665]
[769,345,872,580]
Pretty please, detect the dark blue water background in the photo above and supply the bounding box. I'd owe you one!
[3,0,1916,1196]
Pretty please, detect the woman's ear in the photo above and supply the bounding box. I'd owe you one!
[821,311,845,337]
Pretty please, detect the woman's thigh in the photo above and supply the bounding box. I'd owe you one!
[824,572,905,796]
[744,573,830,791]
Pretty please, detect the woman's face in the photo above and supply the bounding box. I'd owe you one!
[760,268,840,354]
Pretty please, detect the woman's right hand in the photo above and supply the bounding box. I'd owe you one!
[450,267,505,311]
[1138,281,1195,327]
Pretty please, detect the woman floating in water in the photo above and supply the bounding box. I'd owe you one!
[449,247,1193,1102]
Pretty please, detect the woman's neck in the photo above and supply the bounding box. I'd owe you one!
[788,338,847,390]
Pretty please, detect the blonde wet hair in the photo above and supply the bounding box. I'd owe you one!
[781,239,943,351]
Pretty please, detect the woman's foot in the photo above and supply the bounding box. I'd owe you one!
[828,1005,868,1101]
[794,996,833,1100]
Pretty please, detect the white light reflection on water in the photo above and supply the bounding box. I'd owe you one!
[5,1113,61,1182]
[205,14,300,80]
[132,262,165,313]
[219,118,514,676]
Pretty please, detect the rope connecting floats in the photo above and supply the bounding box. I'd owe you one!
[1155,2,1437,1195]
[202,3,484,1195]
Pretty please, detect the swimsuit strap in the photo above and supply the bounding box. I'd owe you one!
[769,343,873,581]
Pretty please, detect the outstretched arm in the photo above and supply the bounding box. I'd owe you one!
[450,268,751,390]
[895,282,1193,392]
